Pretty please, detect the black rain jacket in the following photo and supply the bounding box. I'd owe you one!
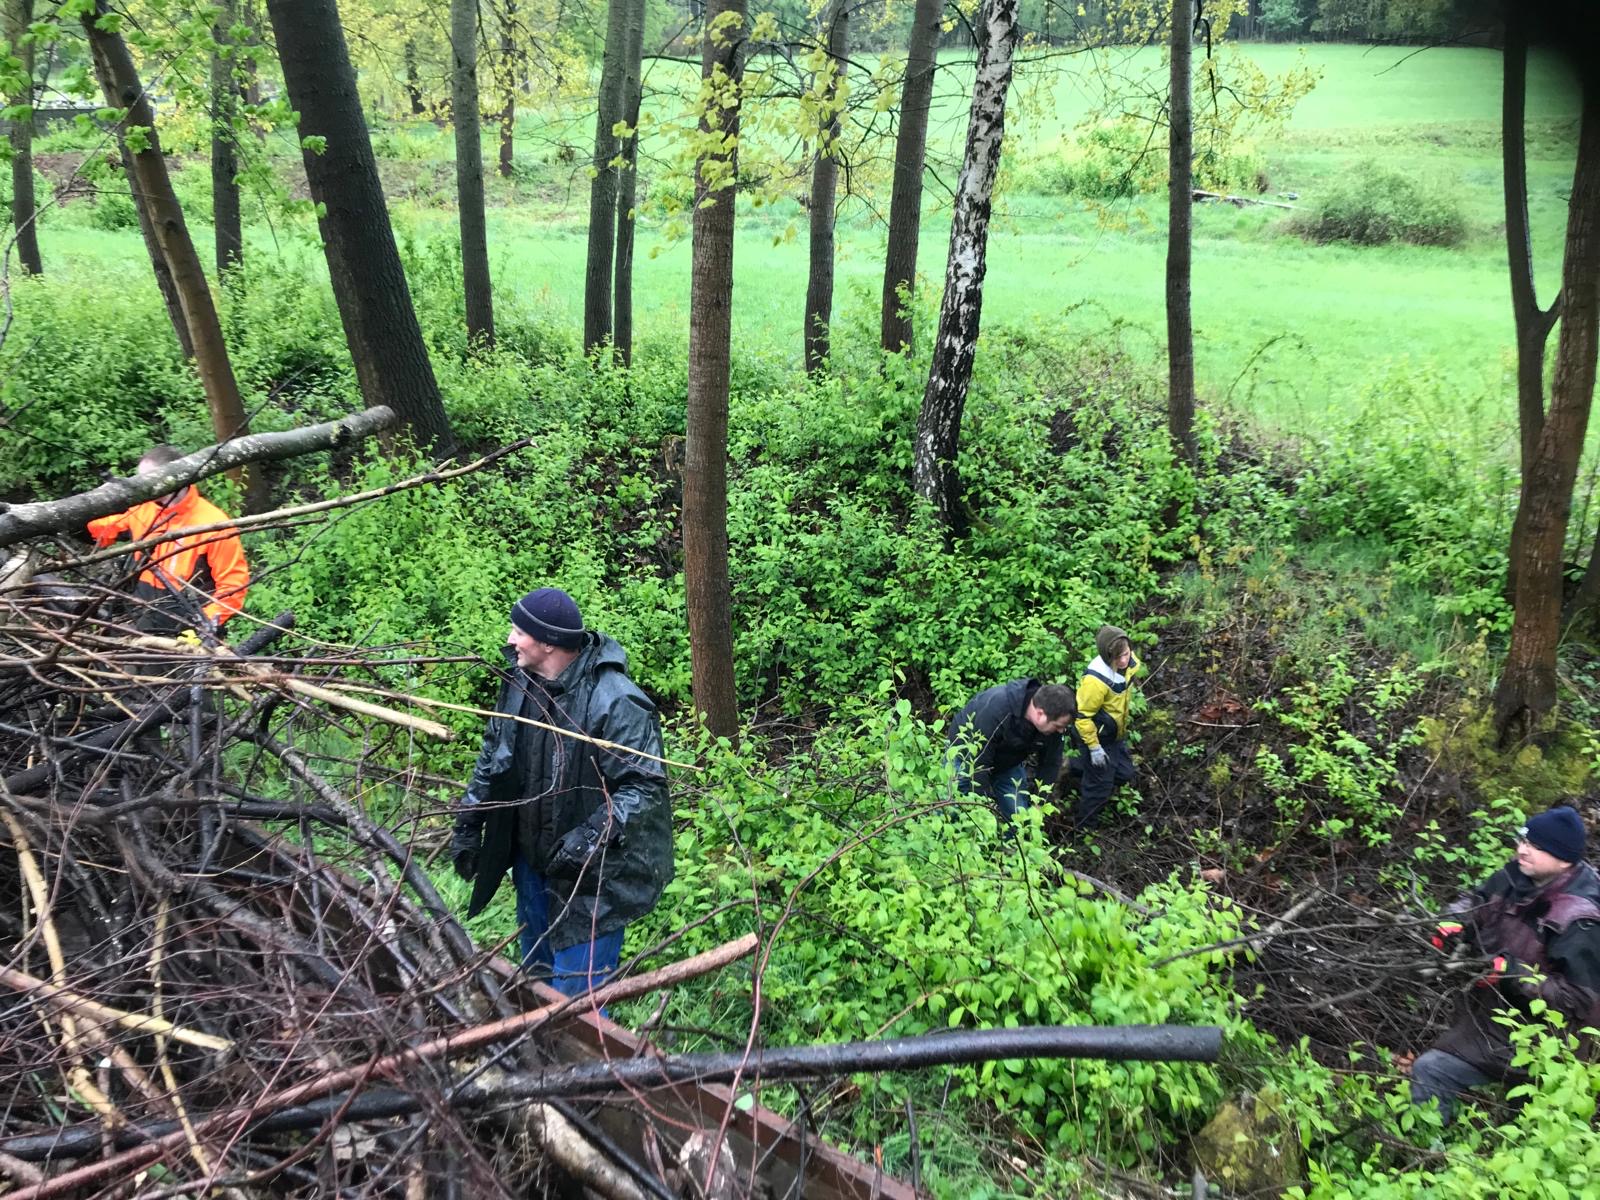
[946,678,1063,799]
[452,632,672,950]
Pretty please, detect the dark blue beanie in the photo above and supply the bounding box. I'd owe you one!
[511,587,584,649]
[1525,805,1586,864]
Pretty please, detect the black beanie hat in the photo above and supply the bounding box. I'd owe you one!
[1524,805,1586,864]
[511,587,584,649]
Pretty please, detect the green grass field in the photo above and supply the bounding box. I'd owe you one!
[26,42,1586,437]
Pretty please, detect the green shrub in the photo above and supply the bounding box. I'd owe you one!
[1016,121,1268,200]
[89,187,140,232]
[1293,160,1466,246]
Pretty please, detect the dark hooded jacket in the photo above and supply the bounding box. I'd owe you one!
[946,678,1064,799]
[453,632,672,950]
[1433,859,1600,1078]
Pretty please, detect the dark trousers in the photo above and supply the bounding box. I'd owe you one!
[1075,739,1135,825]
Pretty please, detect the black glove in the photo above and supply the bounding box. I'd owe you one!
[450,819,482,882]
[549,824,603,876]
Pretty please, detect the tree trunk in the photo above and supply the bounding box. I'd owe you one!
[497,0,517,178]
[683,0,744,742]
[612,0,646,365]
[803,1,848,375]
[405,39,425,115]
[119,139,195,360]
[879,0,943,354]
[583,0,630,357]
[1166,0,1195,463]
[265,0,456,455]
[211,0,244,276]
[451,0,495,346]
[83,4,260,505]
[912,0,1019,535]
[1494,82,1600,744]
[1504,12,1560,477]
[5,0,42,276]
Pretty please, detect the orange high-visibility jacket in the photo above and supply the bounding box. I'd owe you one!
[86,486,250,627]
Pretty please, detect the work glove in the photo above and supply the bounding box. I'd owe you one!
[1089,746,1108,770]
[548,824,604,876]
[450,819,482,883]
[1431,921,1465,951]
[1474,956,1525,989]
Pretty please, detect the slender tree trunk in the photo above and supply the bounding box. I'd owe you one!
[912,0,1019,535]
[451,0,495,346]
[5,0,42,275]
[405,39,425,115]
[83,3,261,508]
[1504,13,1560,476]
[612,0,646,365]
[497,0,517,177]
[1166,0,1195,463]
[584,0,630,356]
[879,0,942,354]
[803,1,848,375]
[683,0,744,741]
[1494,84,1600,744]
[265,0,456,455]
[211,0,244,276]
[119,140,194,360]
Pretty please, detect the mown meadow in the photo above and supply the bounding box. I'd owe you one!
[5,34,1599,1200]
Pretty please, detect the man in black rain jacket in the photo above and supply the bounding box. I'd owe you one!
[947,679,1077,819]
[451,587,672,997]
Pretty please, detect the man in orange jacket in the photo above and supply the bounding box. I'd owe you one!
[86,445,250,636]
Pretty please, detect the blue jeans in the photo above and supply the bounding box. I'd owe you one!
[512,856,625,999]
[955,760,1030,819]
[1410,1048,1493,1123]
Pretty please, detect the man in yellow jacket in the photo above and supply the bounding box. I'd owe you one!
[1073,624,1140,825]
[86,445,250,636]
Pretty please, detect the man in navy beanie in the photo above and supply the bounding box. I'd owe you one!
[1411,804,1600,1121]
[451,587,673,1000]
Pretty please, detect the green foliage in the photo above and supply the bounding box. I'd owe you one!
[1253,653,1426,848]
[1291,371,1517,632]
[1294,1017,1600,1200]
[1293,159,1467,246]
[599,700,1262,1180]
[1016,120,1270,200]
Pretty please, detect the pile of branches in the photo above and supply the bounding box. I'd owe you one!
[0,576,757,1199]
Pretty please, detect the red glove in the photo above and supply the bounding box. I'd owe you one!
[1431,921,1464,951]
[1474,956,1511,988]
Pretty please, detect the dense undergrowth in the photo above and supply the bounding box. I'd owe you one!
[4,245,1599,1197]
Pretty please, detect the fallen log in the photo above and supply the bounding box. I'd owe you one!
[0,1024,1223,1164]
[0,407,396,548]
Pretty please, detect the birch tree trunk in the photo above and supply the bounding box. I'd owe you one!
[452,0,495,346]
[879,0,943,354]
[1166,0,1195,463]
[583,0,630,357]
[683,0,744,741]
[803,0,848,375]
[265,0,456,454]
[912,0,1018,535]
[612,0,646,365]
[1494,81,1600,743]
[5,0,42,276]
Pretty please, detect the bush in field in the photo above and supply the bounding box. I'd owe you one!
[1293,160,1466,246]
[1017,121,1268,200]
